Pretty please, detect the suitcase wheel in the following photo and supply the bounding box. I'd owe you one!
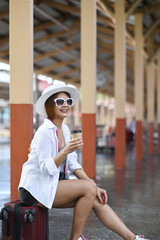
[24,209,36,223]
[0,206,10,220]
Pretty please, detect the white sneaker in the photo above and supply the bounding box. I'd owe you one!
[77,235,88,240]
[135,235,150,240]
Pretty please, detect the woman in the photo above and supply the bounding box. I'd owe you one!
[18,82,150,240]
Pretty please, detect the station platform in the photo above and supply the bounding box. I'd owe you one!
[0,143,160,239]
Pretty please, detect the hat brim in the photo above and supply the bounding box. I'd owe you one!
[35,84,80,118]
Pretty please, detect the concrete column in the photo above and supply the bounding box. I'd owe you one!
[81,0,96,178]
[134,13,144,160]
[10,0,33,200]
[157,51,160,152]
[114,0,126,168]
[147,62,155,154]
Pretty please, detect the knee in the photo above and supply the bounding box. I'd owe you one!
[85,180,97,199]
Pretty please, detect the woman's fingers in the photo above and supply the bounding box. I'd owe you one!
[102,191,108,204]
[66,138,83,153]
[97,187,108,204]
[97,193,103,204]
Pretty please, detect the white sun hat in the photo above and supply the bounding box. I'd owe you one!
[35,81,80,118]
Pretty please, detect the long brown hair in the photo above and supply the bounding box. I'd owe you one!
[45,92,70,120]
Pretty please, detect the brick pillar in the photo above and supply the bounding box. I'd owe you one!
[81,0,96,178]
[10,0,33,200]
[134,13,144,160]
[114,0,126,168]
[147,62,155,155]
[157,51,160,153]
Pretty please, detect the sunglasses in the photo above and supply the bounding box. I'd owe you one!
[54,98,74,107]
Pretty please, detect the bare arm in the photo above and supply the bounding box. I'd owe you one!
[54,138,83,168]
[73,168,90,180]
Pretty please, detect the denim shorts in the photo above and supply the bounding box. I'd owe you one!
[19,187,38,206]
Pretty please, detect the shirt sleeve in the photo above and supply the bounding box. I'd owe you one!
[36,130,59,176]
[67,151,83,173]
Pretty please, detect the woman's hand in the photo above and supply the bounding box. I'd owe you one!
[96,187,108,204]
[64,138,83,154]
[54,138,83,168]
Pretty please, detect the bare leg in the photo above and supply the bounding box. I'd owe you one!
[53,179,97,240]
[93,199,136,240]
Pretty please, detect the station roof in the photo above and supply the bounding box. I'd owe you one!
[0,0,160,103]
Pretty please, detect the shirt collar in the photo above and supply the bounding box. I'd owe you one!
[44,118,56,129]
[43,118,66,131]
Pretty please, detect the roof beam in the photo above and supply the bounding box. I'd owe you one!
[44,0,80,16]
[34,5,69,31]
[0,36,9,48]
[34,30,67,45]
[0,49,9,57]
[37,67,80,82]
[68,75,80,83]
[34,20,79,46]
[0,9,9,19]
[125,0,142,20]
[35,59,76,74]
[144,18,160,42]
[34,17,74,33]
[97,14,114,28]
[97,25,114,36]
[52,68,80,79]
[97,0,115,23]
[97,1,150,59]
[0,58,9,64]
[147,46,160,63]
[45,0,113,30]
[34,42,80,61]
[136,3,160,15]
[34,21,55,32]
[97,39,114,53]
[97,32,113,41]
[97,0,136,46]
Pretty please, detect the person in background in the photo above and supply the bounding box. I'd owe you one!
[130,117,136,141]
[18,82,150,240]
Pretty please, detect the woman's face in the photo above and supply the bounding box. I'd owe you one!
[52,92,71,120]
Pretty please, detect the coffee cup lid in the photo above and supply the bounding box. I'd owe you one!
[70,129,82,134]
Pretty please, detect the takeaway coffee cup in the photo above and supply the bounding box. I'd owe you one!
[70,129,82,139]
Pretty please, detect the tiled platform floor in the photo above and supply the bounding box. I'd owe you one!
[0,143,160,239]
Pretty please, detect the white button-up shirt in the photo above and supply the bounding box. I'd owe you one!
[18,119,82,209]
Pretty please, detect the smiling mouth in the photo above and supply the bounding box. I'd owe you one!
[60,109,68,113]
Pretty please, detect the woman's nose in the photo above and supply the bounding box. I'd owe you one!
[63,101,68,106]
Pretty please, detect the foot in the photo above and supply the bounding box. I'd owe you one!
[135,235,150,240]
[77,235,88,240]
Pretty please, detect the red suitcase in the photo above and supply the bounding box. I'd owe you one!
[0,200,48,240]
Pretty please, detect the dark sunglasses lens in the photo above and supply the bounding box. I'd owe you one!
[67,98,73,106]
[56,99,64,106]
